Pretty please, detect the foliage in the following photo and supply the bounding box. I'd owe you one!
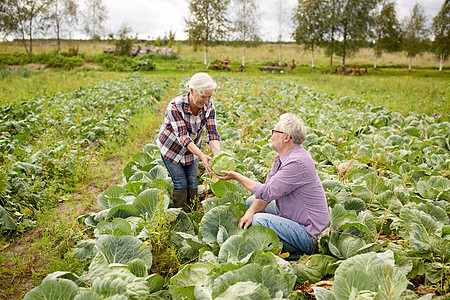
[1,0,50,54]
[0,66,31,78]
[210,151,236,176]
[432,0,450,70]
[45,0,78,57]
[292,0,327,67]
[24,75,449,298]
[81,0,108,55]
[403,3,429,69]
[114,23,136,57]
[373,1,402,65]
[185,0,231,64]
[230,0,261,66]
[0,74,169,235]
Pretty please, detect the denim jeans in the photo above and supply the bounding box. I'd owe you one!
[161,155,199,190]
[246,195,315,254]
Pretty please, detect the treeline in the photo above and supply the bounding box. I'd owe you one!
[185,0,449,70]
[0,0,448,70]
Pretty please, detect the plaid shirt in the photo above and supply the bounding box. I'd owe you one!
[157,93,220,165]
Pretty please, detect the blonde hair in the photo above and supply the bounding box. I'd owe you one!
[279,113,307,145]
[186,73,216,95]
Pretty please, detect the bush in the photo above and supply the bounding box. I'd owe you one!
[92,54,135,71]
[45,56,84,70]
[132,56,155,71]
[0,66,31,78]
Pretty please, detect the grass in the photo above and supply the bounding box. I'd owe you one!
[0,69,125,106]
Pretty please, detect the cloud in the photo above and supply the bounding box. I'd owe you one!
[100,0,443,41]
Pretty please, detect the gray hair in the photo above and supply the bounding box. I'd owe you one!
[278,113,307,145]
[186,73,216,95]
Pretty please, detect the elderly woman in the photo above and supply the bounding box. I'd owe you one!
[157,73,221,212]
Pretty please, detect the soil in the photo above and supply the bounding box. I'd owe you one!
[5,61,103,71]
[5,63,46,70]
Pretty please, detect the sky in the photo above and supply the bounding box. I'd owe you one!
[96,0,444,42]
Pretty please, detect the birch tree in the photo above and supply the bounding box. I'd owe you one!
[373,1,402,68]
[185,0,231,65]
[0,0,18,40]
[46,0,78,57]
[292,0,326,68]
[432,0,449,71]
[82,0,107,56]
[7,0,50,54]
[232,0,260,67]
[334,0,380,69]
[403,3,428,71]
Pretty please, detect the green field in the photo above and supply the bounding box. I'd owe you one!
[0,44,449,299]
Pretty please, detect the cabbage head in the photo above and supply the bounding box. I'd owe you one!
[210,152,236,176]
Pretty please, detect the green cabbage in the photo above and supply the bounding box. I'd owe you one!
[210,152,236,176]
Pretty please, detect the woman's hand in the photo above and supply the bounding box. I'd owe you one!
[200,154,213,176]
[215,170,237,180]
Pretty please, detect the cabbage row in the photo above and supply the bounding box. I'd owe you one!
[25,76,449,299]
[0,74,169,234]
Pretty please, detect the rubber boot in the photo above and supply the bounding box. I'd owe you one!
[187,187,198,212]
[172,189,188,212]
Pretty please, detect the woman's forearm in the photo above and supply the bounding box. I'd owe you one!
[209,140,221,156]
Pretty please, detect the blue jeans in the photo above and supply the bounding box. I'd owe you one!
[161,155,199,190]
[246,195,315,254]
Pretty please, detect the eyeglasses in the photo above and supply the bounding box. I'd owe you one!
[271,129,289,135]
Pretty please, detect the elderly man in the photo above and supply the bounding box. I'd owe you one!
[217,113,330,256]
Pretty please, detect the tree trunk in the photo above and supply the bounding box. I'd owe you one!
[242,45,246,67]
[311,48,315,68]
[374,53,377,69]
[57,24,61,57]
[28,19,33,54]
[204,45,208,65]
[439,54,443,71]
[20,26,29,54]
[409,57,412,71]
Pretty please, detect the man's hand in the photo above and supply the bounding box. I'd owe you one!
[238,212,253,229]
[215,170,237,180]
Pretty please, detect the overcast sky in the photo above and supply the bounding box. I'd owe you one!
[96,0,444,42]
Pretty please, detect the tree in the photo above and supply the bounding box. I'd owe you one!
[292,0,326,68]
[232,0,260,67]
[0,0,18,40]
[114,23,134,56]
[323,0,338,65]
[82,0,107,56]
[332,0,380,69]
[46,0,78,57]
[185,0,231,65]
[373,1,402,68]
[403,3,428,71]
[432,0,449,71]
[6,0,50,54]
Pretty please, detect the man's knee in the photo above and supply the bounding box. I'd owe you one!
[246,195,255,208]
[251,213,268,227]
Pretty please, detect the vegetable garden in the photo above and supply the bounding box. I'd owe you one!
[3,75,449,299]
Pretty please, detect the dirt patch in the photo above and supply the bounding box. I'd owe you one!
[78,61,103,70]
[5,63,46,70]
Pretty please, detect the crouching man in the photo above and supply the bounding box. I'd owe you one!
[217,113,330,255]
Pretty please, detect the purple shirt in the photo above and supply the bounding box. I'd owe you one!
[254,144,330,240]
